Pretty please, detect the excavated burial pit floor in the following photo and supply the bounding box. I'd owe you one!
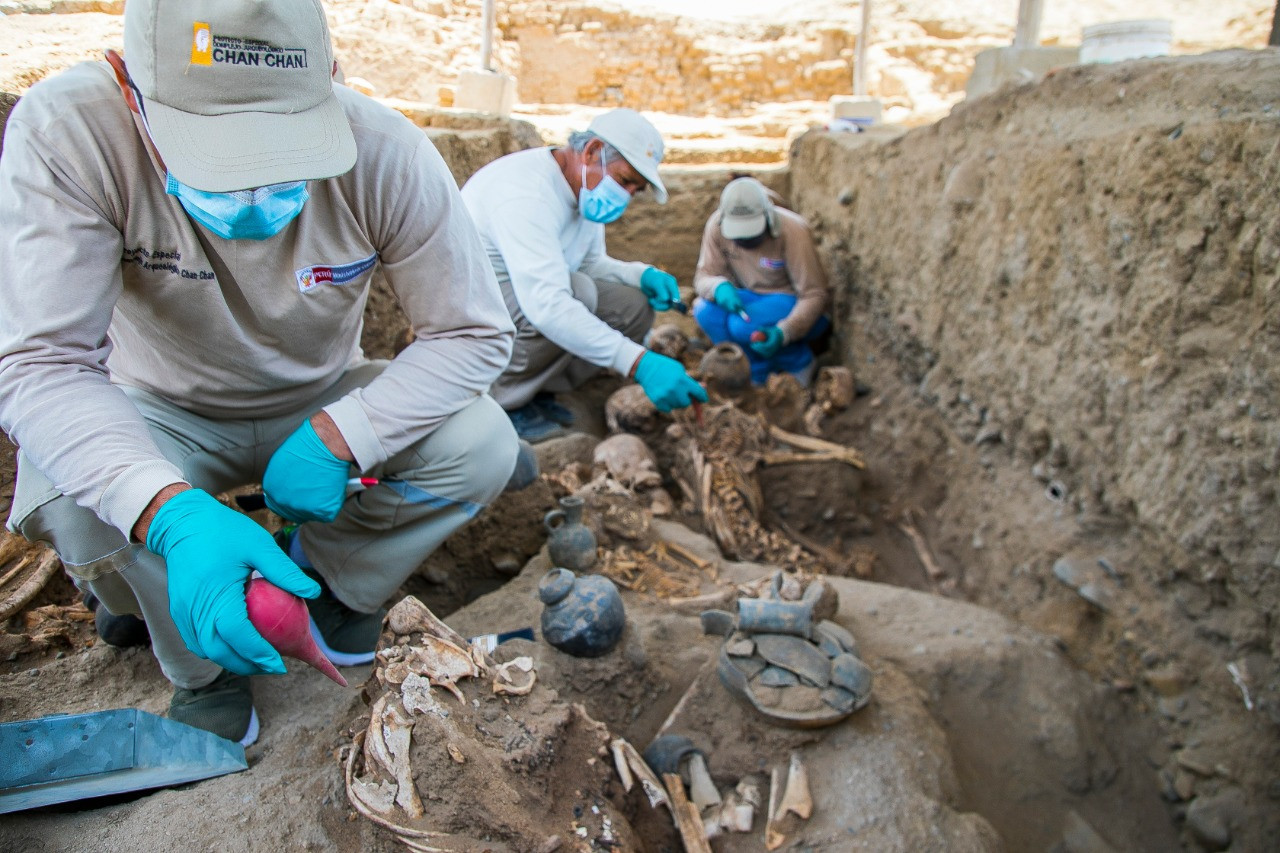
[412,349,1179,850]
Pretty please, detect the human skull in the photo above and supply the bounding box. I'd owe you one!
[592,433,662,489]
[606,384,661,435]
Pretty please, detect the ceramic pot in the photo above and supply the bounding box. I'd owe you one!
[538,568,625,657]
[698,342,752,397]
[543,496,598,572]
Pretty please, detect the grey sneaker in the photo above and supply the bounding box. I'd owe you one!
[169,670,259,747]
[302,569,385,667]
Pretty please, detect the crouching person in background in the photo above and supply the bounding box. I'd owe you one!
[693,177,831,385]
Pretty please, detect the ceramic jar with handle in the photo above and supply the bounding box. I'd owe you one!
[543,495,597,572]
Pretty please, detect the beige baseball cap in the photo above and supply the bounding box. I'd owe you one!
[124,0,356,192]
[586,108,668,204]
[718,177,772,240]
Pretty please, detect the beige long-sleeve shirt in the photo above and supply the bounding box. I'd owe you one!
[0,62,514,539]
[693,206,829,343]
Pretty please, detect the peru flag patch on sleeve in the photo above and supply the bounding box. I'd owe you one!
[295,252,378,293]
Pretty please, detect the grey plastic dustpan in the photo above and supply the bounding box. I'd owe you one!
[0,709,248,813]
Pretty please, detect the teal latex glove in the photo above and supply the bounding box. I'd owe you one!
[147,489,321,675]
[750,325,787,359]
[713,281,746,315]
[639,267,680,311]
[263,419,351,523]
[633,351,709,412]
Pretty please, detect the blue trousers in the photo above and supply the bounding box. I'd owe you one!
[693,289,830,384]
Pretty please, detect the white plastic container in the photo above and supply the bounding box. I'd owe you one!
[1080,19,1173,64]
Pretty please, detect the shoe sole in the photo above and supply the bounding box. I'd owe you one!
[239,707,260,748]
[309,616,376,667]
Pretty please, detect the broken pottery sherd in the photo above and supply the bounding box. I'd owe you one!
[705,592,872,727]
[641,734,700,777]
[733,654,769,680]
[757,666,801,688]
[829,654,874,709]
[814,620,859,658]
[736,596,813,638]
[820,686,857,714]
[753,634,831,688]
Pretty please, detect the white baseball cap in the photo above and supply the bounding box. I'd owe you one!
[586,108,668,204]
[718,177,772,240]
[124,0,356,192]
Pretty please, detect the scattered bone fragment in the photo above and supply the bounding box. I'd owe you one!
[380,700,424,818]
[802,404,826,436]
[897,508,949,587]
[349,774,398,815]
[405,634,481,702]
[446,742,465,764]
[765,764,786,850]
[765,424,865,469]
[492,655,536,696]
[686,752,722,809]
[400,672,448,718]
[778,751,813,820]
[385,595,469,648]
[612,738,670,810]
[610,739,635,793]
[0,539,62,623]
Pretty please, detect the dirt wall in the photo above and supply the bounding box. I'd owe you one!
[789,49,1280,704]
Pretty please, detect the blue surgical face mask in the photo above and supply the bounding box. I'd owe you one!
[166,173,310,241]
[578,150,631,224]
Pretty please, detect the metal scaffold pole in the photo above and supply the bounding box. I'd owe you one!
[853,0,871,97]
[1013,0,1044,48]
[481,0,495,71]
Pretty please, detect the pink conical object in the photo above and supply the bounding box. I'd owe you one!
[245,577,348,687]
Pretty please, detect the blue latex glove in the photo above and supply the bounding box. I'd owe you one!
[639,267,680,311]
[263,419,351,523]
[750,325,787,359]
[633,351,709,412]
[713,281,746,315]
[146,489,321,675]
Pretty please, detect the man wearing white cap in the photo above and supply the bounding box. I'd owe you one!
[0,0,520,746]
[693,177,830,385]
[462,108,707,442]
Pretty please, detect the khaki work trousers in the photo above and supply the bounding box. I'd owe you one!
[489,271,653,411]
[7,361,518,689]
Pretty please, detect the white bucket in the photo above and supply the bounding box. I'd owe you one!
[1080,19,1172,64]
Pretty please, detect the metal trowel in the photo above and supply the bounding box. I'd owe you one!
[0,709,248,814]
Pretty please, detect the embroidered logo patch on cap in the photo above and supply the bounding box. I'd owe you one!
[187,22,310,71]
[296,253,378,293]
[191,23,213,65]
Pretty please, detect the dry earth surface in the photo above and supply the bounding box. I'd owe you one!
[1,2,1278,852]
